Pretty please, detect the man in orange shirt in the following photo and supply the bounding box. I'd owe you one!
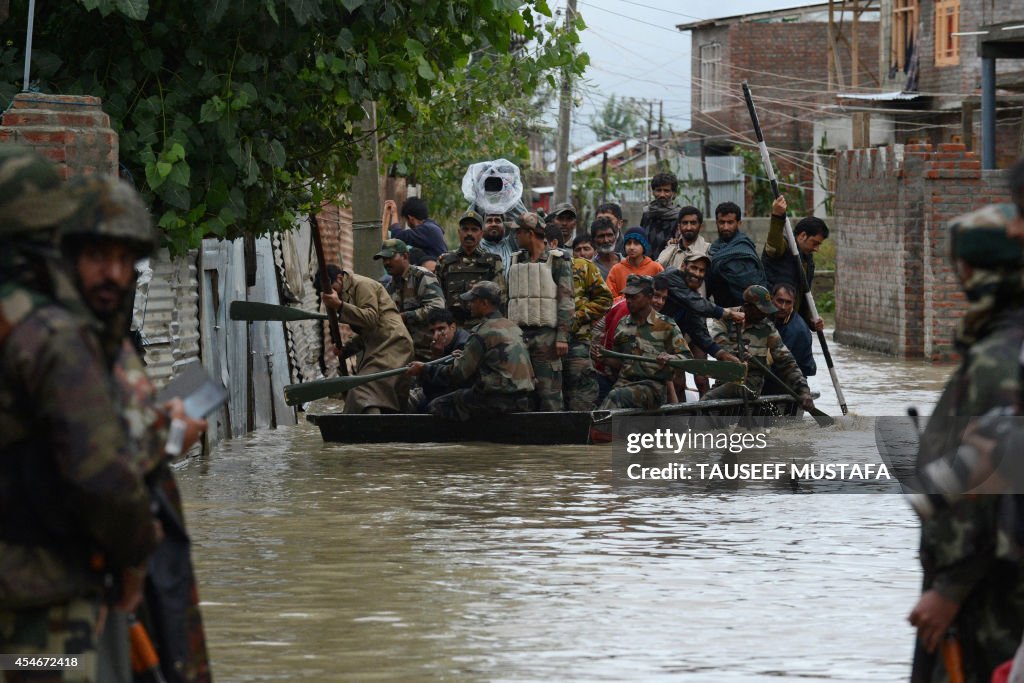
[606,228,664,299]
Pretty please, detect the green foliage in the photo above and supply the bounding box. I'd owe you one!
[815,289,835,314]
[1,0,585,254]
[589,94,643,141]
[733,145,806,216]
[815,237,836,271]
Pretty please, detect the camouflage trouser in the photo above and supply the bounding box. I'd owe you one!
[520,326,564,412]
[702,374,764,403]
[600,379,665,410]
[562,340,599,412]
[427,388,531,421]
[0,598,99,682]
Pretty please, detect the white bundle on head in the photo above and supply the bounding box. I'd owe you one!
[461,159,525,216]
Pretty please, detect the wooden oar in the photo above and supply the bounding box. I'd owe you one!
[600,349,746,383]
[284,355,454,406]
[745,355,834,427]
[230,300,328,322]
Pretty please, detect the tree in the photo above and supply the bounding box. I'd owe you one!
[589,94,643,142]
[0,0,586,253]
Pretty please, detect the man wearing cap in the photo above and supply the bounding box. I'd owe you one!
[436,210,507,327]
[320,262,414,413]
[477,211,518,279]
[552,202,579,245]
[701,284,814,410]
[906,191,1024,683]
[0,149,158,677]
[606,228,664,299]
[596,274,691,410]
[376,238,445,362]
[408,281,535,420]
[508,211,574,411]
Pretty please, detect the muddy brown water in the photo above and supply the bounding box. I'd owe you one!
[177,332,952,681]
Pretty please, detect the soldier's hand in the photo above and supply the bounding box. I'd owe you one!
[555,341,569,358]
[724,308,745,323]
[716,351,741,364]
[591,345,604,360]
[321,290,342,311]
[407,361,425,377]
[909,590,960,653]
[812,317,825,333]
[656,352,671,369]
[800,394,815,412]
[771,195,787,217]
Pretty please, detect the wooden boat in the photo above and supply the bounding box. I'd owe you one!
[306,393,815,445]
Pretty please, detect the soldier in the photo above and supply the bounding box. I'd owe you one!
[550,202,578,245]
[59,175,211,683]
[320,262,414,414]
[375,238,445,361]
[508,212,574,412]
[596,274,691,410]
[564,254,613,411]
[907,201,1024,683]
[436,210,507,327]
[0,148,157,679]
[407,281,534,420]
[701,285,815,411]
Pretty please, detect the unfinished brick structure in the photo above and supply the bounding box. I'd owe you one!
[833,142,1008,360]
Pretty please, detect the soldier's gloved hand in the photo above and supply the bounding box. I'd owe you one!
[555,341,569,358]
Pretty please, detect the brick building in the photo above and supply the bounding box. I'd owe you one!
[846,1,1024,167]
[677,3,880,209]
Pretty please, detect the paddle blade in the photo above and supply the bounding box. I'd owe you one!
[673,359,746,383]
[284,377,354,405]
[230,300,328,322]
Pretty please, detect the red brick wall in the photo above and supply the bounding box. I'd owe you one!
[834,142,1009,360]
[0,93,117,177]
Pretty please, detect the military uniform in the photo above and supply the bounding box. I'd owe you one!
[703,316,809,401]
[600,306,691,411]
[435,247,506,326]
[423,311,535,421]
[0,149,157,681]
[564,257,612,411]
[385,264,445,361]
[910,203,1024,683]
[507,246,574,412]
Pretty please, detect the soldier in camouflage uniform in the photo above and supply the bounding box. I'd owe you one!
[436,210,506,327]
[597,275,691,410]
[408,281,534,420]
[59,175,212,683]
[0,148,158,682]
[564,256,613,411]
[375,238,445,361]
[701,285,815,411]
[907,201,1024,683]
[508,212,574,412]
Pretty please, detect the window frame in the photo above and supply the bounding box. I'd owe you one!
[699,42,722,112]
[934,0,960,67]
[891,0,919,71]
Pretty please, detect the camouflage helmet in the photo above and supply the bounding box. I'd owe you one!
[949,203,1023,268]
[743,285,778,314]
[61,175,158,257]
[0,145,81,236]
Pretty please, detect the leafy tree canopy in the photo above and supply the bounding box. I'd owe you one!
[589,94,643,142]
[1,0,587,253]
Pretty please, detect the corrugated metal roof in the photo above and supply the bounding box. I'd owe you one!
[836,90,922,101]
[138,248,201,390]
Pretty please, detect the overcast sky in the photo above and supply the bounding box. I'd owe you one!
[559,0,814,146]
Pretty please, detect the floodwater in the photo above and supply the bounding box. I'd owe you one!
[176,329,953,681]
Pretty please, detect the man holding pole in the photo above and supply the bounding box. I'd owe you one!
[762,195,828,332]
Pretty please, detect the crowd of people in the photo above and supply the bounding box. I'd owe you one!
[323,171,826,419]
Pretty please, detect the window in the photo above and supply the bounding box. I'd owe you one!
[934,0,960,67]
[891,0,918,71]
[699,43,722,112]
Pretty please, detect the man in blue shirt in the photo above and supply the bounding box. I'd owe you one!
[387,196,448,259]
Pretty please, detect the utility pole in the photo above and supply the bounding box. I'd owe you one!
[553,0,577,208]
[351,101,381,278]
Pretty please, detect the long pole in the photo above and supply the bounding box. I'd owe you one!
[741,81,848,415]
[22,0,36,91]
[310,211,348,376]
[553,0,577,207]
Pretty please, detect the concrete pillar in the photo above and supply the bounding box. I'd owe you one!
[982,57,996,170]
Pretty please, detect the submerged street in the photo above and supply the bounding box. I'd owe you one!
[178,334,952,681]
